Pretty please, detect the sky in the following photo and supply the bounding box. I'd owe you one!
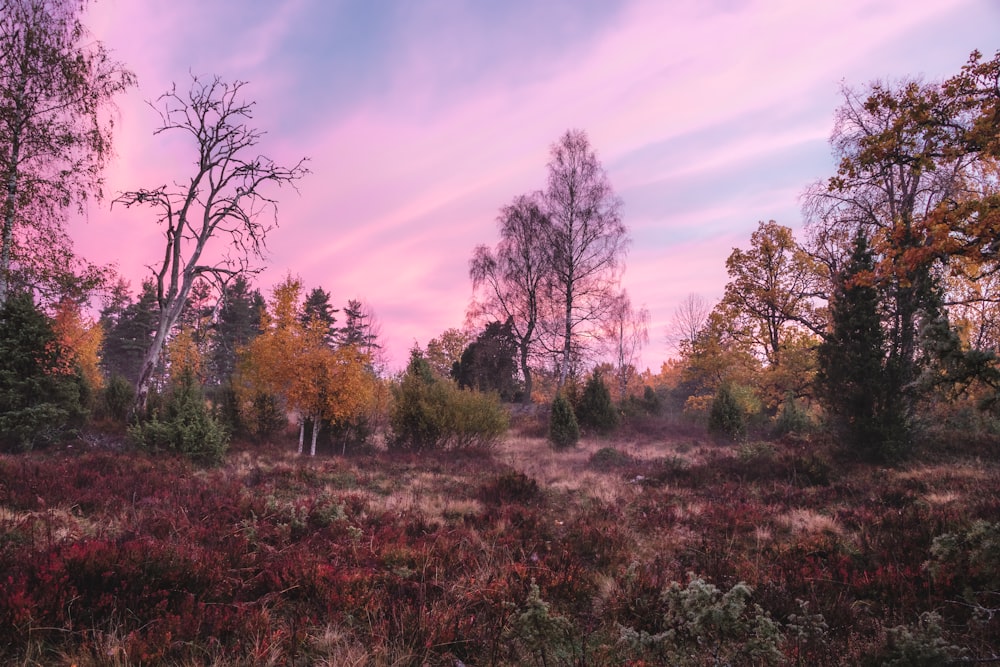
[70,0,1000,372]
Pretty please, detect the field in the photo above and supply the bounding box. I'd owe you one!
[1,416,998,665]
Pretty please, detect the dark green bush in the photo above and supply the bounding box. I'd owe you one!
[129,369,229,464]
[576,371,619,434]
[100,374,134,423]
[389,350,508,451]
[773,394,813,436]
[709,383,744,441]
[548,392,579,449]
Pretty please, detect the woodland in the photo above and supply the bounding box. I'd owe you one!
[2,0,1000,664]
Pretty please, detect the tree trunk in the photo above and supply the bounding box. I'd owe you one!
[0,128,22,308]
[310,415,320,456]
[560,288,573,387]
[298,419,305,455]
[520,341,533,404]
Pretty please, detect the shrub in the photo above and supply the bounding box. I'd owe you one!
[709,383,745,441]
[548,392,579,449]
[389,350,508,451]
[129,369,229,464]
[479,470,540,505]
[773,394,813,436]
[575,371,619,434]
[867,612,966,667]
[100,374,134,423]
[619,575,785,666]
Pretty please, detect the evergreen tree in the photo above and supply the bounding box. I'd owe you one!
[453,320,519,400]
[576,370,619,434]
[301,286,338,347]
[708,382,745,441]
[209,276,264,386]
[548,392,580,449]
[339,298,380,354]
[0,291,87,450]
[100,280,160,386]
[817,231,907,459]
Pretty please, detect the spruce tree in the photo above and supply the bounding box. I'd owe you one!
[0,292,87,450]
[817,231,907,459]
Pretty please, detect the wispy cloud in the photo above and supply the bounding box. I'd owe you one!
[73,0,1000,370]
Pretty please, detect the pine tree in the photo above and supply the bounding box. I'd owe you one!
[100,280,160,386]
[453,320,519,400]
[0,292,87,450]
[301,286,338,347]
[548,392,580,449]
[817,231,907,459]
[576,370,619,434]
[209,276,264,386]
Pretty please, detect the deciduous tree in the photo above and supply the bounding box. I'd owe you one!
[470,193,551,402]
[113,75,308,410]
[542,129,628,386]
[0,0,134,305]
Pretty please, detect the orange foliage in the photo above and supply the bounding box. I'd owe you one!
[51,298,104,390]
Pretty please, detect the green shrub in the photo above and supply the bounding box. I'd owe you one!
[867,612,966,667]
[129,369,229,464]
[773,394,813,436]
[619,575,785,666]
[709,383,745,441]
[507,581,581,666]
[548,392,579,449]
[389,349,508,451]
[576,370,619,434]
[100,374,135,423]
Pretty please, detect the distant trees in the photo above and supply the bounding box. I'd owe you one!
[113,75,308,410]
[453,320,519,401]
[0,0,134,305]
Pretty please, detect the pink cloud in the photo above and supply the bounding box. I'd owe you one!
[69,0,998,373]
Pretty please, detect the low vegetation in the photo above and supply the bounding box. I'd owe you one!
[1,417,998,665]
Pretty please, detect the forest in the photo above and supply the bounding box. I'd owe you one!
[2,0,1000,664]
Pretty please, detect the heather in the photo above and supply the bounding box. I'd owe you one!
[1,423,998,665]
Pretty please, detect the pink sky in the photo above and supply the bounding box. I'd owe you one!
[70,0,1000,372]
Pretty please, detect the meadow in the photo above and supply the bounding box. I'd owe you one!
[1,414,998,665]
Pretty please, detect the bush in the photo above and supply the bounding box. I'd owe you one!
[575,371,619,434]
[773,394,813,436]
[100,374,135,423]
[709,383,745,441]
[129,369,229,464]
[548,392,579,449]
[389,350,508,451]
[619,575,785,666]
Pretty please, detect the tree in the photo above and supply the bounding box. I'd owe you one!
[424,327,471,379]
[576,370,619,435]
[302,286,337,346]
[113,75,308,410]
[470,193,552,402]
[0,0,134,305]
[721,221,822,366]
[51,295,103,392]
[602,290,649,402]
[548,392,579,449]
[208,274,263,386]
[0,290,87,450]
[817,231,906,459]
[100,279,160,386]
[453,319,519,401]
[667,293,711,354]
[542,129,628,386]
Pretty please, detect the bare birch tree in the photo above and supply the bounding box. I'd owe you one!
[469,192,551,403]
[542,129,628,386]
[114,75,308,409]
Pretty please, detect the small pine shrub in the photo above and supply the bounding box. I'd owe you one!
[101,374,135,423]
[709,383,745,441]
[548,392,579,449]
[479,470,540,505]
[867,612,966,667]
[507,581,581,666]
[576,371,619,434]
[129,369,229,464]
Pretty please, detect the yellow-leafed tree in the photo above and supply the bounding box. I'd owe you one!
[51,298,104,392]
